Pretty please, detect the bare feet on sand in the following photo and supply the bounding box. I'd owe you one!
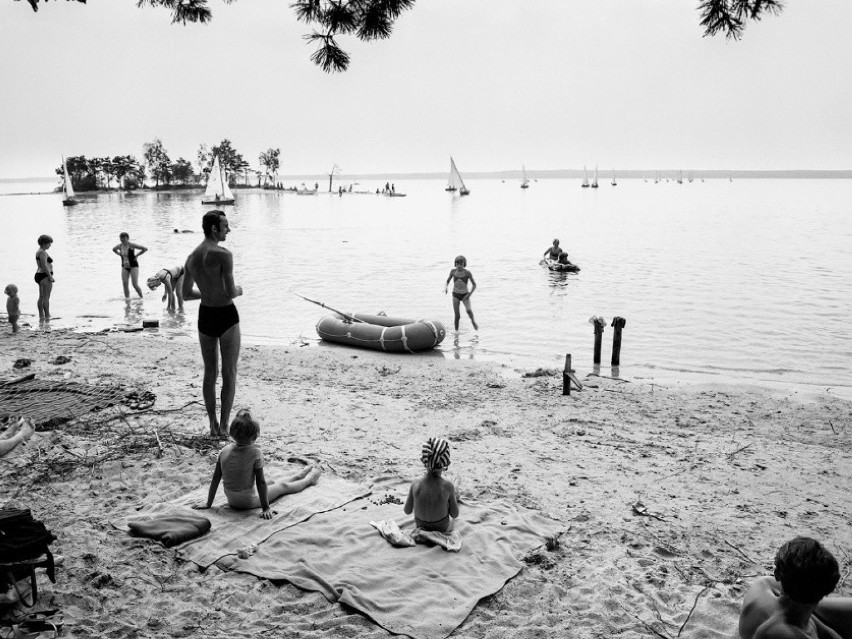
[306,467,322,486]
[18,417,35,442]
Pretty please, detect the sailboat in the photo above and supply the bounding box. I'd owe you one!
[611,168,617,186]
[520,165,530,189]
[591,166,599,188]
[202,154,235,205]
[446,157,470,195]
[677,170,683,185]
[581,165,590,188]
[61,156,77,206]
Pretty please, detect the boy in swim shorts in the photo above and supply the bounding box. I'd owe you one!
[194,409,321,519]
[404,437,460,533]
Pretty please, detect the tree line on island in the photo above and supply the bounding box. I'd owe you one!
[21,0,784,73]
[56,139,281,192]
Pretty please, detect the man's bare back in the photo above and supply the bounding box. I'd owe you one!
[184,241,239,306]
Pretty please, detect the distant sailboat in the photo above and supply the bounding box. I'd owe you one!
[61,156,77,206]
[202,154,235,205]
[677,170,683,185]
[581,165,590,188]
[591,166,599,188]
[446,157,470,195]
[611,168,617,186]
[521,165,530,189]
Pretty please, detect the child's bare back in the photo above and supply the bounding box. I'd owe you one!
[404,437,459,533]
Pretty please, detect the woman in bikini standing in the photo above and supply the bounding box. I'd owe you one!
[444,255,479,331]
[34,234,54,321]
[112,232,148,299]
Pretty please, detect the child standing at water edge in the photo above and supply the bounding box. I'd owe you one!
[194,409,321,519]
[4,284,20,333]
[444,255,479,331]
[112,232,148,299]
[404,437,459,533]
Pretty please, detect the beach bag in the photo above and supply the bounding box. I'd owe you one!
[0,509,56,584]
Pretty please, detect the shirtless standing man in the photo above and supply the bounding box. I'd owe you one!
[182,210,243,437]
[739,536,852,639]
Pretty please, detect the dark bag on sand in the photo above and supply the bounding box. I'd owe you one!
[0,508,56,585]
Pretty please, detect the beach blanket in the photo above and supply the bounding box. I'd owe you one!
[117,474,370,568]
[217,492,562,639]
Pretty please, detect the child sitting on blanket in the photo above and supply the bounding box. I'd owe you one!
[193,409,321,519]
[404,437,460,533]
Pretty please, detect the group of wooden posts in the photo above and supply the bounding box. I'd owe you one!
[563,316,627,395]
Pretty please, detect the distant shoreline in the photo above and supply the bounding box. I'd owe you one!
[2,169,851,184]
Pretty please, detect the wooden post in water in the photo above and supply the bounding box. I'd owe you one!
[563,354,583,395]
[611,316,627,366]
[590,316,606,364]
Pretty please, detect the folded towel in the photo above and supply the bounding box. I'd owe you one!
[370,519,415,547]
[128,514,211,548]
[370,519,461,552]
[413,528,462,552]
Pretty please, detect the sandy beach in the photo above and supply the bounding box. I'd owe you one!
[1,327,850,638]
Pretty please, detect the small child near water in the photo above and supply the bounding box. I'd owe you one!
[444,255,479,331]
[4,284,20,333]
[404,437,460,533]
[194,409,321,519]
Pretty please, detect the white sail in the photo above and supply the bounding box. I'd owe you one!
[447,157,462,191]
[204,156,223,199]
[592,166,599,188]
[449,157,469,194]
[203,155,234,203]
[221,166,234,200]
[582,165,589,187]
[521,164,530,188]
[62,156,75,198]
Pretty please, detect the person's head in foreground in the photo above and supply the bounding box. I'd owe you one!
[454,255,466,268]
[774,536,839,604]
[552,238,559,246]
[229,409,260,445]
[37,234,53,248]
[421,437,451,475]
[4,284,17,297]
[202,210,228,239]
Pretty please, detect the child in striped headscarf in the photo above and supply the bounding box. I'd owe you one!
[403,437,460,533]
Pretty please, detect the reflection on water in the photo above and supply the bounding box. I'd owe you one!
[446,332,479,360]
[2,179,851,392]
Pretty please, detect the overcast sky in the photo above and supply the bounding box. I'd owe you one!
[1,0,850,178]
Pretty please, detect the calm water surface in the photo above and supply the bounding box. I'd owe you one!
[1,178,850,395]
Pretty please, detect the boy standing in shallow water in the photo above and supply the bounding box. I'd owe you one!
[404,437,460,533]
[194,409,321,519]
[4,284,20,333]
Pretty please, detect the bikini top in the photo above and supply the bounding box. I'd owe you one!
[36,254,53,270]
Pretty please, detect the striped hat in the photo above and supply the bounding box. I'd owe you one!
[421,437,451,471]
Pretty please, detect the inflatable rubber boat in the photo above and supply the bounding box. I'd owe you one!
[316,313,446,353]
[541,258,581,273]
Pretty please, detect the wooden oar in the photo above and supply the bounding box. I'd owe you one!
[293,292,364,323]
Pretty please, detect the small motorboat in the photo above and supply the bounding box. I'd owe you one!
[541,258,581,273]
[316,312,445,353]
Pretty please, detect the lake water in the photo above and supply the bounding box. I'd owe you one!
[1,177,850,396]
